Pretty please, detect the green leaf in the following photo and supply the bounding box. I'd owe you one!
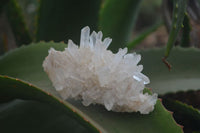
[0,100,98,133]
[127,21,163,51]
[0,41,66,95]
[180,14,191,47]
[5,0,32,46]
[0,42,183,133]
[0,75,102,133]
[69,99,183,133]
[162,99,200,132]
[164,0,187,58]
[161,90,200,109]
[139,47,200,95]
[99,0,142,52]
[0,42,199,96]
[36,0,101,43]
[161,90,200,132]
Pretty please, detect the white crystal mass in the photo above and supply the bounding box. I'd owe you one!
[43,26,157,114]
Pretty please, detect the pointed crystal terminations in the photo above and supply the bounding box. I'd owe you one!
[43,26,157,114]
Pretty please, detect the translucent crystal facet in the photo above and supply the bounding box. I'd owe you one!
[43,26,157,114]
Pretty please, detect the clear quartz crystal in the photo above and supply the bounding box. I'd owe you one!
[43,26,157,114]
[133,73,150,84]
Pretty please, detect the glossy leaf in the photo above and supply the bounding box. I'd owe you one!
[0,75,102,133]
[69,99,183,133]
[0,42,66,95]
[1,43,199,95]
[139,47,200,94]
[162,99,200,132]
[0,42,183,133]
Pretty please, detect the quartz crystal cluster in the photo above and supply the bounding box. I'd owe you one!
[43,26,157,114]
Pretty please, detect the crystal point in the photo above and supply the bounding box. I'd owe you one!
[43,26,157,114]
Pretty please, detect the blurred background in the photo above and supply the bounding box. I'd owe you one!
[1,1,200,133]
[1,0,200,54]
[0,0,173,54]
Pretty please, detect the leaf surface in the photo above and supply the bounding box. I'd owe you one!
[0,42,184,133]
[162,99,200,132]
[164,0,187,57]
[139,47,200,94]
[0,75,102,133]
